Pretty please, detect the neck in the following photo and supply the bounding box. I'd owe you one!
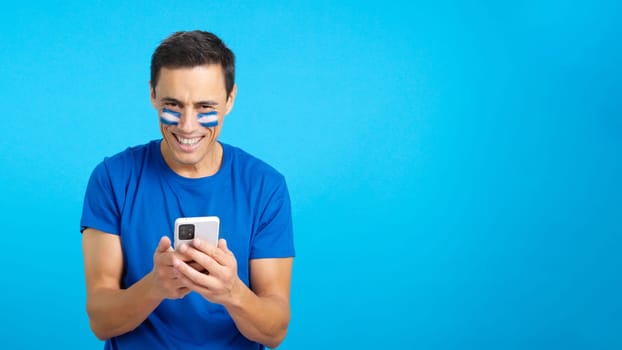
[160,141,223,179]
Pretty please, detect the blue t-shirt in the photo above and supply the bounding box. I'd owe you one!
[80,140,295,350]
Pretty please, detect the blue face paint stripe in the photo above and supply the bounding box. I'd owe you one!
[197,111,218,117]
[160,117,178,125]
[162,108,181,117]
[200,121,219,128]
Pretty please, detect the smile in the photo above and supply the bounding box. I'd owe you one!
[174,134,203,147]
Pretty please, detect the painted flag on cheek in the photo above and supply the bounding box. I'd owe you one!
[160,108,181,125]
[197,111,218,128]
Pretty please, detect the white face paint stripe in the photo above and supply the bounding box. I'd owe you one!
[197,111,219,127]
[160,108,181,125]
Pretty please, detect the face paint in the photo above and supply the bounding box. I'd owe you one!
[197,111,218,128]
[159,108,219,128]
[160,108,181,125]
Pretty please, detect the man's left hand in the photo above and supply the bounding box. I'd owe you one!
[175,238,242,305]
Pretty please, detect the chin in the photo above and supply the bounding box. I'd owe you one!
[168,145,203,163]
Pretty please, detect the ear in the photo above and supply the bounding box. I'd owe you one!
[225,84,238,115]
[149,81,157,109]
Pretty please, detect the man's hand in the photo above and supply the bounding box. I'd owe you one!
[175,238,241,304]
[174,238,293,348]
[151,236,192,300]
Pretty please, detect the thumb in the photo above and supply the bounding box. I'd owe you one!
[157,236,172,252]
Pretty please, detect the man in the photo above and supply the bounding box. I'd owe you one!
[80,30,295,349]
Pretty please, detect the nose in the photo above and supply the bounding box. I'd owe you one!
[176,109,200,133]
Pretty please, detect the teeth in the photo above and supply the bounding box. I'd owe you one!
[177,136,200,145]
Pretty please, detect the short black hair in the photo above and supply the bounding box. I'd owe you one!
[150,30,235,97]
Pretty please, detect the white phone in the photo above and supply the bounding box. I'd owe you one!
[174,216,220,249]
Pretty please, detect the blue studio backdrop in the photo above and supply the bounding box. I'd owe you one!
[0,1,620,349]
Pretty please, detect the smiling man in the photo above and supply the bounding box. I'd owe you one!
[80,31,295,350]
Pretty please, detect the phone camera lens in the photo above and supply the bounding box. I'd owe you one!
[179,224,195,240]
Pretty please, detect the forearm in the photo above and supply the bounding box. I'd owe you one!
[86,272,163,340]
[224,280,290,348]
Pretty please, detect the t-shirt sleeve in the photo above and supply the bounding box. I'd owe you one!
[250,176,295,259]
[80,160,122,235]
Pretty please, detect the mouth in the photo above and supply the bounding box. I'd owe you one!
[172,133,204,151]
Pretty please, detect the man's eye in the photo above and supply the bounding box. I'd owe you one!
[165,102,178,107]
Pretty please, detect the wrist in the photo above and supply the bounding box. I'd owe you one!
[144,270,167,302]
[225,278,247,310]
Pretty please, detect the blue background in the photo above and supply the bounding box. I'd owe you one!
[0,1,620,349]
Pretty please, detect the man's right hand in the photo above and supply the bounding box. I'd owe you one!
[151,236,192,300]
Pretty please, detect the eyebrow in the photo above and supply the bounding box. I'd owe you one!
[160,97,219,107]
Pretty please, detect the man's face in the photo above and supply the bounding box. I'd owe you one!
[151,64,236,177]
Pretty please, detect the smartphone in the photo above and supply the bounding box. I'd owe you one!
[174,216,220,249]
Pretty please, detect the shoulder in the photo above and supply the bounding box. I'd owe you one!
[91,140,158,183]
[99,141,156,171]
[224,143,286,184]
[103,141,155,167]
